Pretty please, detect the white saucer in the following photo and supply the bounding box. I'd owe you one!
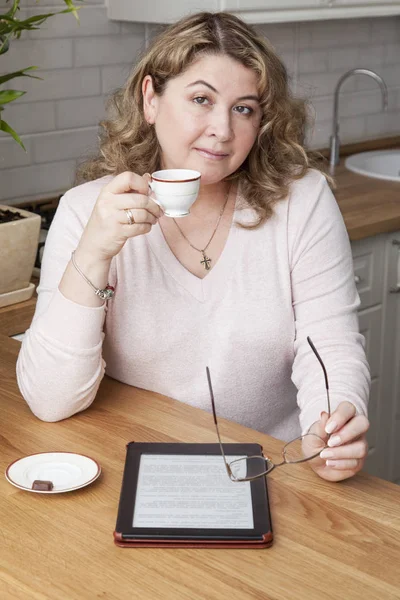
[5,452,101,494]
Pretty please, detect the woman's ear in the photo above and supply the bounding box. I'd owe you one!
[142,75,158,125]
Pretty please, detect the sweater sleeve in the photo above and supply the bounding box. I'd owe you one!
[16,180,109,422]
[289,171,371,435]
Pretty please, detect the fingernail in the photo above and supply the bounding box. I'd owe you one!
[326,460,337,467]
[320,449,334,459]
[325,420,337,434]
[328,435,341,447]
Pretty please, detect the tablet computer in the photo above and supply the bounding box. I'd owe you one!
[114,442,273,548]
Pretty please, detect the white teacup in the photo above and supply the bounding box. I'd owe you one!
[149,169,201,217]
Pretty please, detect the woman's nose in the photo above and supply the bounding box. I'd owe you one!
[206,110,234,142]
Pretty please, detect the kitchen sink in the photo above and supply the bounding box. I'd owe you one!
[345,150,400,182]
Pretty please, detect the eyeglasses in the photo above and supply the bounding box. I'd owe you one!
[206,336,331,482]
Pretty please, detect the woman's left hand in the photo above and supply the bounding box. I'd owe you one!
[308,401,370,482]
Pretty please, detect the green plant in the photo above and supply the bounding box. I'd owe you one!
[0,0,81,149]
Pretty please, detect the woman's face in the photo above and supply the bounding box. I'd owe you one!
[142,54,262,185]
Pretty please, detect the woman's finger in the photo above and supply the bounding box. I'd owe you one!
[118,208,158,226]
[307,411,329,438]
[325,401,357,435]
[327,414,370,447]
[114,193,162,219]
[105,171,149,195]
[320,438,368,460]
[324,459,361,470]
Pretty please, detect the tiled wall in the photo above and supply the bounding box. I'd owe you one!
[1,1,399,205]
[261,17,400,151]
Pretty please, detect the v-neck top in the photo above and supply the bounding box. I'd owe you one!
[145,193,241,303]
[17,170,370,441]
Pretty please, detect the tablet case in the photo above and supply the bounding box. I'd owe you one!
[114,442,273,548]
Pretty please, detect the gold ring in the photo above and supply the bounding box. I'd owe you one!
[125,208,134,225]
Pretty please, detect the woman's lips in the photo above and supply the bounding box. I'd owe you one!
[195,148,229,161]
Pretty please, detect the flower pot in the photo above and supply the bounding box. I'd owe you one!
[0,204,41,308]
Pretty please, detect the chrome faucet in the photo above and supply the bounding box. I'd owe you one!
[329,68,388,173]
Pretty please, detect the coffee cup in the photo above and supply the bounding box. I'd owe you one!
[149,169,201,217]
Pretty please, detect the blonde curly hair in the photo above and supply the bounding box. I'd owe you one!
[76,11,327,227]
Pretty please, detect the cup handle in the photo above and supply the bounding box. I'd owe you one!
[148,181,162,207]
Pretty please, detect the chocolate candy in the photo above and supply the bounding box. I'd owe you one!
[32,480,54,491]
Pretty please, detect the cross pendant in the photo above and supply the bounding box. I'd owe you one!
[200,252,212,270]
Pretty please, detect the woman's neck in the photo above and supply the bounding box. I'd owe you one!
[189,180,232,219]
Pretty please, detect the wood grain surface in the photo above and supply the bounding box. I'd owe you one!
[0,296,36,337]
[320,136,400,240]
[333,162,400,241]
[1,334,399,600]
[0,277,37,337]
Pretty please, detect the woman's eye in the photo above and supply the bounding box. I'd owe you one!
[234,105,253,115]
[193,96,210,105]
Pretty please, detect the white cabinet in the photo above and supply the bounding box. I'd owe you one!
[107,0,400,24]
[328,0,400,18]
[380,232,400,485]
[334,0,399,5]
[352,234,387,479]
[351,230,400,483]
[352,235,385,310]
[107,1,218,25]
[222,1,323,9]
[228,0,400,22]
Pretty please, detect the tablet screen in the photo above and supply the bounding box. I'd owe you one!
[132,454,254,529]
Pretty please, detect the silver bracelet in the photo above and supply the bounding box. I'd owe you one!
[71,251,115,301]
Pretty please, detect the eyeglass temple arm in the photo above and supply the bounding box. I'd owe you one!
[207,338,329,469]
[206,367,233,477]
[307,336,331,418]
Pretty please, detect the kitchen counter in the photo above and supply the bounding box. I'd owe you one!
[333,163,400,241]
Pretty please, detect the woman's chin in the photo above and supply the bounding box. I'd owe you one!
[194,168,233,186]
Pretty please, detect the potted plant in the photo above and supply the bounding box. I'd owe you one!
[0,0,80,308]
[0,206,41,307]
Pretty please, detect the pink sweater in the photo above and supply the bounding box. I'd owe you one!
[16,169,370,441]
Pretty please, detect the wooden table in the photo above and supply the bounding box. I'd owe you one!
[1,335,399,600]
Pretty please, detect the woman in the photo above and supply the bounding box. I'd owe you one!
[17,12,370,482]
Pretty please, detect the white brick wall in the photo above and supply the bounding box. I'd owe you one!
[2,101,56,134]
[4,39,74,71]
[55,96,107,129]
[0,160,77,201]
[31,127,99,163]
[7,67,102,102]
[0,4,399,205]
[101,64,132,95]
[257,15,400,149]
[25,5,121,38]
[74,34,144,67]
[0,2,145,204]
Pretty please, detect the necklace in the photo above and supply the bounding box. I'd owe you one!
[172,185,231,271]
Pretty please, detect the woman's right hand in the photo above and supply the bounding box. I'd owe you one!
[77,171,162,263]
